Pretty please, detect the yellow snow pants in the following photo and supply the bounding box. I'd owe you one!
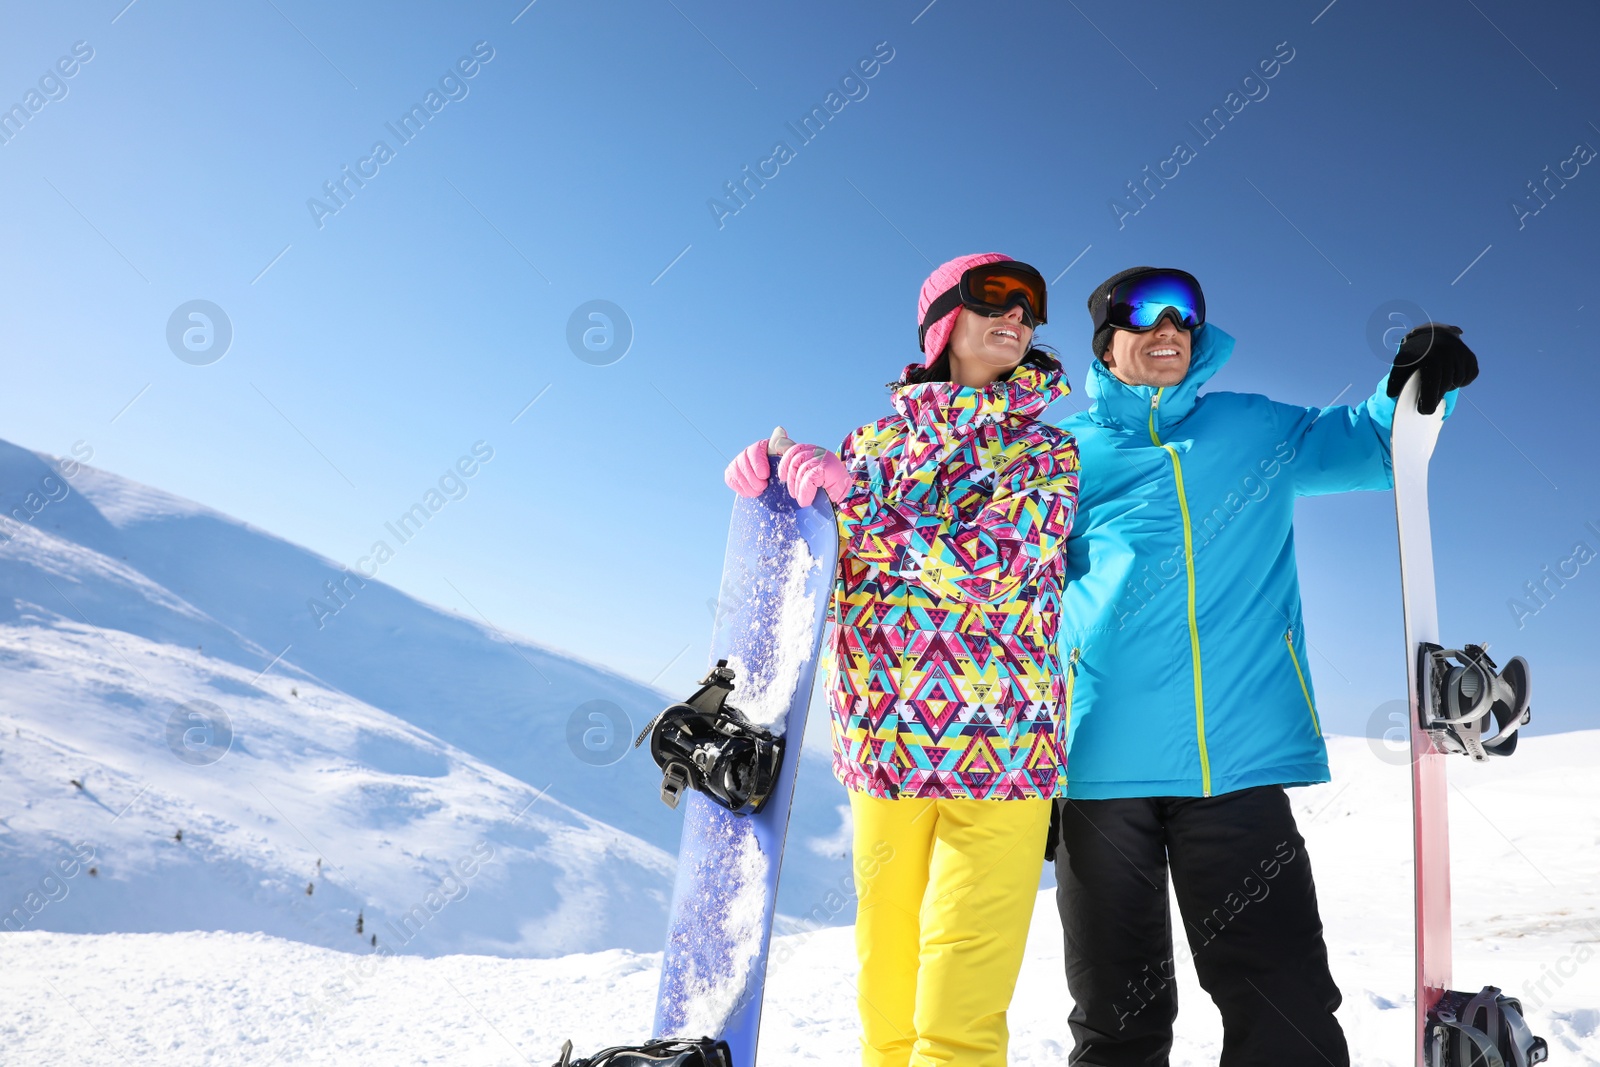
[849,791,1051,1067]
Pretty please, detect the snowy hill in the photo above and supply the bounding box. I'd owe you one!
[0,617,673,957]
[3,733,1596,1065]
[0,438,853,956]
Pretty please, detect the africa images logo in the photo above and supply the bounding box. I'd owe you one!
[1109,40,1296,230]
[706,41,896,230]
[306,42,496,229]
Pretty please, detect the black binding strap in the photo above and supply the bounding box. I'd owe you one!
[553,1037,733,1067]
[1426,987,1548,1067]
[633,660,783,816]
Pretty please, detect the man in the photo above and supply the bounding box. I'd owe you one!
[1047,266,1478,1065]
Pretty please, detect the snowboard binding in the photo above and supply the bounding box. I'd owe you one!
[1419,643,1532,761]
[552,1037,732,1067]
[1425,986,1548,1067]
[635,660,783,816]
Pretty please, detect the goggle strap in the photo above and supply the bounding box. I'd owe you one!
[918,285,965,351]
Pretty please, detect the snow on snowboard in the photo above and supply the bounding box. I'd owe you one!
[1392,375,1545,1067]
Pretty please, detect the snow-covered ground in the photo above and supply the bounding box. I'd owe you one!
[4,733,1597,1065]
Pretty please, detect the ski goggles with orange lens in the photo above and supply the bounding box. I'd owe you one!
[1096,268,1205,332]
[919,261,1049,352]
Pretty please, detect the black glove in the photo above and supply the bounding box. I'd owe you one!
[1385,322,1478,416]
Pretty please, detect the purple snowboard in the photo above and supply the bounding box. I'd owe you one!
[651,433,838,1067]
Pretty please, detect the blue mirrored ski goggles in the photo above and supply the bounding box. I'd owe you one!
[1098,268,1206,332]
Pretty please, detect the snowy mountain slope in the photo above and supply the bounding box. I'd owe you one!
[0,613,675,957]
[3,734,1596,1065]
[0,437,858,950]
[0,437,685,857]
[69,442,859,921]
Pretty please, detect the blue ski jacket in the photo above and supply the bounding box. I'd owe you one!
[1055,322,1456,799]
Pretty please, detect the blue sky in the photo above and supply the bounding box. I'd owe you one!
[0,0,1595,741]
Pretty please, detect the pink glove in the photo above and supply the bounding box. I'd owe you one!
[725,439,771,498]
[778,444,850,507]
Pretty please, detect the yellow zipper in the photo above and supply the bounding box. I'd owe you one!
[1283,628,1322,737]
[1149,389,1212,796]
[1058,646,1080,789]
[1062,646,1080,739]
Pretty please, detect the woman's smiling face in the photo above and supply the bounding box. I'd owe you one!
[946,304,1033,387]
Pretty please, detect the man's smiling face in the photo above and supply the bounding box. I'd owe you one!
[1102,313,1192,387]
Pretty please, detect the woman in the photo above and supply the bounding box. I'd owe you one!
[724,253,1081,1066]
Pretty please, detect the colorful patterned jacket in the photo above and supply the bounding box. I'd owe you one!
[826,362,1081,801]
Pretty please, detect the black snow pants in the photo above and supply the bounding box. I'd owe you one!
[1050,785,1349,1067]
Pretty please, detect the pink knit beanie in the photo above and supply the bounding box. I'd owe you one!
[918,251,1013,365]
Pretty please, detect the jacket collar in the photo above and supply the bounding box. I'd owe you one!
[889,362,1071,435]
[1082,323,1235,437]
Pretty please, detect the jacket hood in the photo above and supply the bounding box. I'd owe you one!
[1083,323,1236,435]
[890,362,1071,434]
